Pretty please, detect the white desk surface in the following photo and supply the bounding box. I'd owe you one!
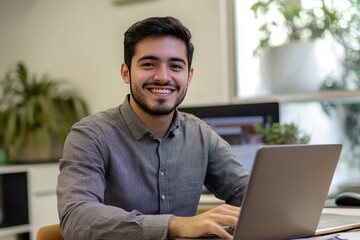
[322,207,360,216]
[200,194,360,216]
[294,232,360,240]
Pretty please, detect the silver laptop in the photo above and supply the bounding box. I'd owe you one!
[179,144,360,240]
[232,143,360,240]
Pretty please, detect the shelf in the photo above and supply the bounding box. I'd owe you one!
[233,90,360,104]
[0,163,59,240]
[0,162,58,174]
[0,164,28,174]
[0,224,30,237]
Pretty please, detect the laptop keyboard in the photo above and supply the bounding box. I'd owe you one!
[317,213,360,230]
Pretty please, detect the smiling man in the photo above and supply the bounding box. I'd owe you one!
[57,16,249,240]
[121,35,192,138]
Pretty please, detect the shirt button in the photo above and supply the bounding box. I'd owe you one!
[160,172,164,176]
[161,195,165,200]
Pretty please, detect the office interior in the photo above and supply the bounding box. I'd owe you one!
[0,0,360,239]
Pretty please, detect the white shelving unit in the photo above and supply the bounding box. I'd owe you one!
[0,225,30,238]
[0,163,59,240]
[233,90,360,104]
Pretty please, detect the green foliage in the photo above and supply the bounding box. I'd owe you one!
[255,122,311,145]
[251,0,343,56]
[251,0,360,162]
[318,1,360,163]
[252,0,360,89]
[0,62,89,160]
[320,0,360,91]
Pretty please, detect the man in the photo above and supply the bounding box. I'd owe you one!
[57,16,249,239]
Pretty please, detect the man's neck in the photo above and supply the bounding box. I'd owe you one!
[129,98,174,139]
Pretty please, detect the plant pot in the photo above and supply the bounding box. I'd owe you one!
[11,133,63,163]
[259,40,322,94]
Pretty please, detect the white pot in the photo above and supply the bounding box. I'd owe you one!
[259,41,322,94]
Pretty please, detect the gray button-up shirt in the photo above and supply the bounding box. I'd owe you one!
[57,95,249,240]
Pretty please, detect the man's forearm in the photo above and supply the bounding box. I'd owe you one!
[60,204,172,239]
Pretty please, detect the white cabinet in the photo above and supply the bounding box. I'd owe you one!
[28,164,60,240]
[0,163,59,240]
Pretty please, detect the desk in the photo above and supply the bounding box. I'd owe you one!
[322,207,360,216]
[197,195,360,239]
[321,205,360,239]
[197,194,224,214]
[198,195,360,216]
[323,199,360,216]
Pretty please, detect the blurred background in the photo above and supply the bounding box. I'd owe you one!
[0,0,359,239]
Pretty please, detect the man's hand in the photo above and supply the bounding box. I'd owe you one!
[167,204,240,239]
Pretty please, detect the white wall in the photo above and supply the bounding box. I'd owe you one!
[0,0,233,113]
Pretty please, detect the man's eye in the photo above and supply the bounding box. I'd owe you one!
[142,63,155,68]
[171,64,183,70]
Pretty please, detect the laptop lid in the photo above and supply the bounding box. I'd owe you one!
[233,144,342,240]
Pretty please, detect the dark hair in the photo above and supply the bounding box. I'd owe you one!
[124,16,194,70]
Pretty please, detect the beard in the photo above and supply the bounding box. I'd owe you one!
[129,79,188,116]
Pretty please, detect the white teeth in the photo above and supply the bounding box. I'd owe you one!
[151,89,171,94]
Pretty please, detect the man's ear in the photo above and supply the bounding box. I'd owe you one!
[121,63,130,84]
[187,67,194,86]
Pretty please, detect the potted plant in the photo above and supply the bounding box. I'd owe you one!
[250,0,342,94]
[0,62,89,162]
[319,0,360,170]
[251,0,340,56]
[255,121,311,144]
[320,0,360,91]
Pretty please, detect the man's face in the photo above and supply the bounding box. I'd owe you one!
[121,36,193,116]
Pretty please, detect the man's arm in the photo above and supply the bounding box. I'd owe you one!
[168,204,240,239]
[57,120,171,240]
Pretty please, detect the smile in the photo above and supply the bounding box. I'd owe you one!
[150,88,172,94]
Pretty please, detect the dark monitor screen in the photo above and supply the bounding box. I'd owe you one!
[179,102,279,121]
[179,102,279,171]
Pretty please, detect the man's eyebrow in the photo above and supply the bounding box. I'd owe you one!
[137,55,159,62]
[137,55,187,65]
[169,57,187,65]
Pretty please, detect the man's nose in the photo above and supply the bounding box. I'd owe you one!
[154,66,170,82]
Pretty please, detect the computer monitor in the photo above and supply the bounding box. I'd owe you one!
[179,102,279,171]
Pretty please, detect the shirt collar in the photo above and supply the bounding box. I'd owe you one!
[169,109,180,136]
[120,95,180,140]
